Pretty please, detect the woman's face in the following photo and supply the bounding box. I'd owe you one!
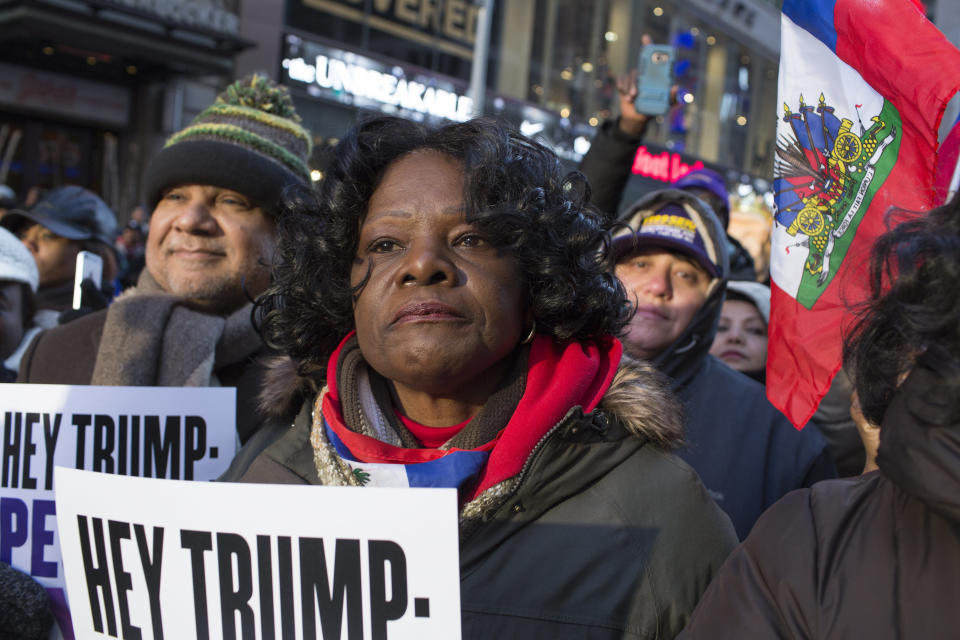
[709,299,768,373]
[20,224,82,288]
[350,151,528,400]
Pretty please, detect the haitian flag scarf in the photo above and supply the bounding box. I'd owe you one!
[318,332,622,501]
[769,0,960,427]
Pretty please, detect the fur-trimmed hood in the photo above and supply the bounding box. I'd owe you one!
[599,353,683,447]
[258,350,684,448]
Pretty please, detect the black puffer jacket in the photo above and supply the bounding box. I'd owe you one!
[618,191,835,540]
[678,355,960,639]
[227,357,738,639]
[579,119,644,219]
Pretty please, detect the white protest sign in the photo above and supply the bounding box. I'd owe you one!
[0,383,236,638]
[55,468,462,640]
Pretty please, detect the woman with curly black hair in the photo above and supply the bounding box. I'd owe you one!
[228,116,736,639]
[678,194,960,640]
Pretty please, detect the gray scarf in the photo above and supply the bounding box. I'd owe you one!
[91,270,261,386]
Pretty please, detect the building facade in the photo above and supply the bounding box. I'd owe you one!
[0,0,250,218]
[0,0,798,214]
[251,0,781,201]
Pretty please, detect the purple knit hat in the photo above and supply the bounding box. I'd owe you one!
[613,201,722,277]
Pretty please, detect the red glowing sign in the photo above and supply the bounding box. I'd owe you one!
[631,146,704,183]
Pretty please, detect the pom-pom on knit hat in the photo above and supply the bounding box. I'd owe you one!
[143,74,312,215]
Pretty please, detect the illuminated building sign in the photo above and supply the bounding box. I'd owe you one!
[282,35,473,122]
[632,145,705,183]
[294,0,480,59]
[0,62,130,128]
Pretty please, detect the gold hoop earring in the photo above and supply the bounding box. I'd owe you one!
[520,320,537,345]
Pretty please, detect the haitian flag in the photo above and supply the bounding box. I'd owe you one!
[769,0,960,427]
[324,418,490,489]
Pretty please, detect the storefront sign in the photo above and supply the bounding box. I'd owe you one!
[282,36,473,122]
[632,145,706,183]
[281,37,594,164]
[0,63,130,128]
[300,0,479,56]
[56,470,461,639]
[103,0,240,35]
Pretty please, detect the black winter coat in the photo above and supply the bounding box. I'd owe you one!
[676,355,836,540]
[579,119,644,218]
[678,357,960,639]
[227,358,738,639]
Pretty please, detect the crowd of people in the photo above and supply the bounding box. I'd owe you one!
[0,72,957,639]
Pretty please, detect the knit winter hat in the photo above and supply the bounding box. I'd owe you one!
[0,227,38,292]
[0,561,53,639]
[726,280,771,325]
[143,74,312,214]
[613,198,722,277]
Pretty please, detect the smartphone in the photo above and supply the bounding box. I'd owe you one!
[634,44,676,116]
[72,251,103,310]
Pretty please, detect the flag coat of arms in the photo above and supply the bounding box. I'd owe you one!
[770,0,960,427]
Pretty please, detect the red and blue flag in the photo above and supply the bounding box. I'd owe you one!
[769,0,960,427]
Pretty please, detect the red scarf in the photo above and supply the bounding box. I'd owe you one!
[323,332,622,500]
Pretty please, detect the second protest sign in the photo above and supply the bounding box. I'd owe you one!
[55,468,461,640]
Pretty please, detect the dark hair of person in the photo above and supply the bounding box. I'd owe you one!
[843,194,960,426]
[257,115,631,374]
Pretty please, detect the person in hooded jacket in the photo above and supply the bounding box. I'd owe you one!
[709,280,771,384]
[225,116,737,638]
[678,194,960,640]
[708,280,866,476]
[613,189,835,539]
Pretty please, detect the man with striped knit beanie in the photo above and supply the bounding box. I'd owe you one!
[17,74,313,447]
